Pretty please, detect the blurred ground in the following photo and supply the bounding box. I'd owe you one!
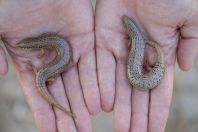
[1,0,198,131]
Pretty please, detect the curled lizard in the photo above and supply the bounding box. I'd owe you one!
[17,33,75,117]
[122,15,166,90]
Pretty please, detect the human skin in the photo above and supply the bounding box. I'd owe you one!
[0,0,100,132]
[0,0,198,132]
[95,0,198,132]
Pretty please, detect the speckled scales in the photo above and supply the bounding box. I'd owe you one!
[123,16,166,90]
[17,33,74,117]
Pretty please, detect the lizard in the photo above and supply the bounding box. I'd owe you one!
[122,15,166,90]
[17,33,75,117]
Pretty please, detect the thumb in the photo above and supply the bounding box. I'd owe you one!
[0,46,8,75]
[177,38,198,71]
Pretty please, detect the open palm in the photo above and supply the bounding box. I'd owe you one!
[0,0,100,132]
[1,0,198,132]
[95,0,198,132]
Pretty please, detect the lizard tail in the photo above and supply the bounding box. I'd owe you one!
[37,84,76,118]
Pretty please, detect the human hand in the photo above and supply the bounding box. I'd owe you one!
[0,0,100,132]
[95,0,198,131]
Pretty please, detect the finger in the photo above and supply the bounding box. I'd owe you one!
[12,61,56,132]
[114,63,131,132]
[96,48,116,112]
[0,44,8,75]
[177,38,198,71]
[78,50,100,115]
[130,89,149,132]
[48,76,77,132]
[63,66,92,132]
[148,66,174,132]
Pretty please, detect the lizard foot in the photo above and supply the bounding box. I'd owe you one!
[37,48,45,58]
[46,78,55,85]
[143,59,153,73]
[27,61,37,74]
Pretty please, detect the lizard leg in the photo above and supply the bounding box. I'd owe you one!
[143,59,153,72]
[46,78,55,85]
[27,61,37,74]
[37,48,45,58]
[128,38,132,50]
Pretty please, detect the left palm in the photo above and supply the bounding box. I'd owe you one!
[0,0,100,132]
